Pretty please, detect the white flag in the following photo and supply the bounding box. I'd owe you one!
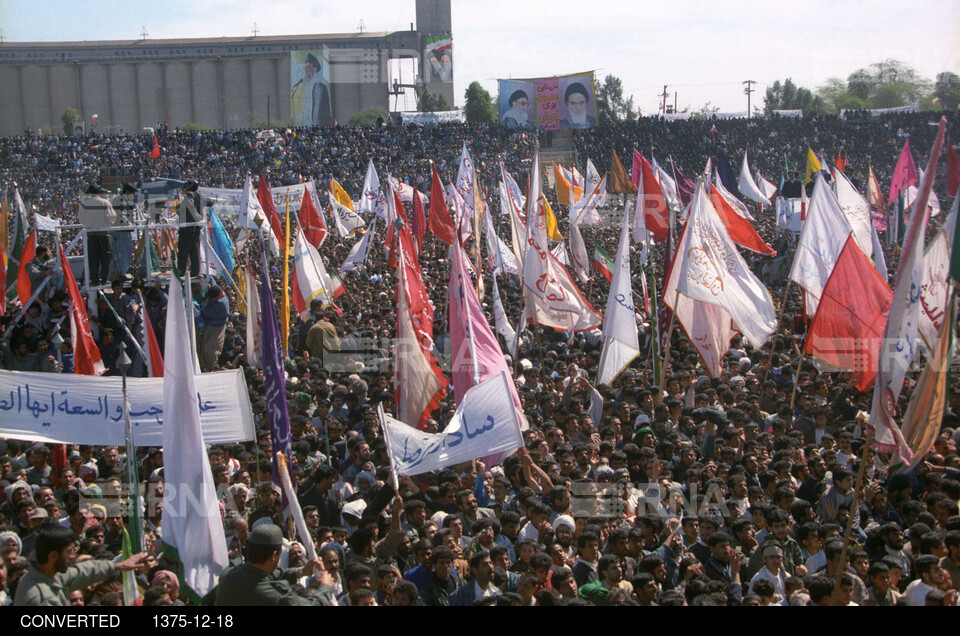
[834,168,874,259]
[491,275,517,358]
[522,151,601,333]
[454,143,475,221]
[34,213,60,232]
[789,175,852,316]
[161,276,228,598]
[340,216,377,274]
[669,182,776,349]
[569,225,590,284]
[597,202,640,386]
[381,371,523,477]
[292,227,338,316]
[586,158,607,209]
[713,172,754,220]
[360,159,386,218]
[738,151,770,206]
[755,170,778,200]
[245,267,262,368]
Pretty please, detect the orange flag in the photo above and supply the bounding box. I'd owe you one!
[608,150,637,194]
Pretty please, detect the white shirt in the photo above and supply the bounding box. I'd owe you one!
[903,579,934,605]
[750,566,787,598]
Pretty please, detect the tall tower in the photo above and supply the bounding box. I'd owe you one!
[416,0,455,107]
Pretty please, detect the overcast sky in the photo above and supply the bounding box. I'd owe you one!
[3,0,958,114]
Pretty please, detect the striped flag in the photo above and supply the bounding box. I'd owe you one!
[593,246,613,283]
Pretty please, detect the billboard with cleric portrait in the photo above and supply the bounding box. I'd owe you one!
[498,71,596,131]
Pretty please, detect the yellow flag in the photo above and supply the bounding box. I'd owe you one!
[330,179,354,211]
[608,150,637,194]
[542,197,564,241]
[804,147,822,184]
[281,193,291,356]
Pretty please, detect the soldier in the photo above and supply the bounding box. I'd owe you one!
[215,525,335,606]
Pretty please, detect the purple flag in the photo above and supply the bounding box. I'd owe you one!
[259,245,292,491]
[672,159,696,207]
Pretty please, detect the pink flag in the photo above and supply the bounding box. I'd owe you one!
[888,140,918,206]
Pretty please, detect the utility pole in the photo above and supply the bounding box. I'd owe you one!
[659,85,669,114]
[743,80,757,118]
[252,23,259,38]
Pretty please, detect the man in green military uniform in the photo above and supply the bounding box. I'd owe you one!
[15,526,148,606]
[215,525,336,606]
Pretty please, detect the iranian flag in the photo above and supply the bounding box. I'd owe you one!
[593,246,614,283]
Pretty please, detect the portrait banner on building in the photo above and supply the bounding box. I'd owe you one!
[425,34,453,82]
[498,71,596,131]
[291,47,332,127]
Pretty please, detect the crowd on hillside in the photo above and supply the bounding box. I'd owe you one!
[1,110,959,607]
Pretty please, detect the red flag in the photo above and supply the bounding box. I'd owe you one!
[947,141,960,198]
[52,444,67,489]
[631,149,643,189]
[637,153,669,242]
[709,185,776,255]
[141,300,164,377]
[149,135,161,159]
[411,184,427,254]
[428,163,455,246]
[888,140,918,205]
[805,235,893,390]
[257,174,285,247]
[59,244,105,376]
[17,230,36,305]
[834,154,846,172]
[298,189,327,248]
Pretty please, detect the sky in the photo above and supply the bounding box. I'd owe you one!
[2,0,959,114]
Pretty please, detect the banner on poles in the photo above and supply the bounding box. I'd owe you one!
[0,369,254,445]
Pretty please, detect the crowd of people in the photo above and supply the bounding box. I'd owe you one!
[1,109,959,607]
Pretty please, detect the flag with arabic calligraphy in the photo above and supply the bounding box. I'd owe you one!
[664,183,775,376]
[522,151,602,333]
[381,371,523,476]
[869,118,947,461]
[597,202,640,386]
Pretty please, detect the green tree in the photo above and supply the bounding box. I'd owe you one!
[846,69,874,100]
[934,72,960,111]
[463,81,497,124]
[764,78,824,115]
[348,107,390,127]
[61,107,82,135]
[595,75,636,126]
[418,88,451,113]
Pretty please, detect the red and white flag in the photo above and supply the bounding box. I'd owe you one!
[804,235,892,390]
[522,150,602,333]
[298,187,327,248]
[291,227,343,318]
[59,245,105,376]
[789,176,852,316]
[665,182,776,376]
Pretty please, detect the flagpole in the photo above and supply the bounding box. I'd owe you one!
[378,404,402,492]
[788,351,806,411]
[659,288,680,396]
[835,429,874,593]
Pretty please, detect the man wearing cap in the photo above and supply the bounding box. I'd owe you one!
[78,184,118,286]
[248,482,283,529]
[749,543,788,602]
[111,182,137,279]
[216,525,335,606]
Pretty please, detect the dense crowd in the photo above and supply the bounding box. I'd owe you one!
[1,111,959,607]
